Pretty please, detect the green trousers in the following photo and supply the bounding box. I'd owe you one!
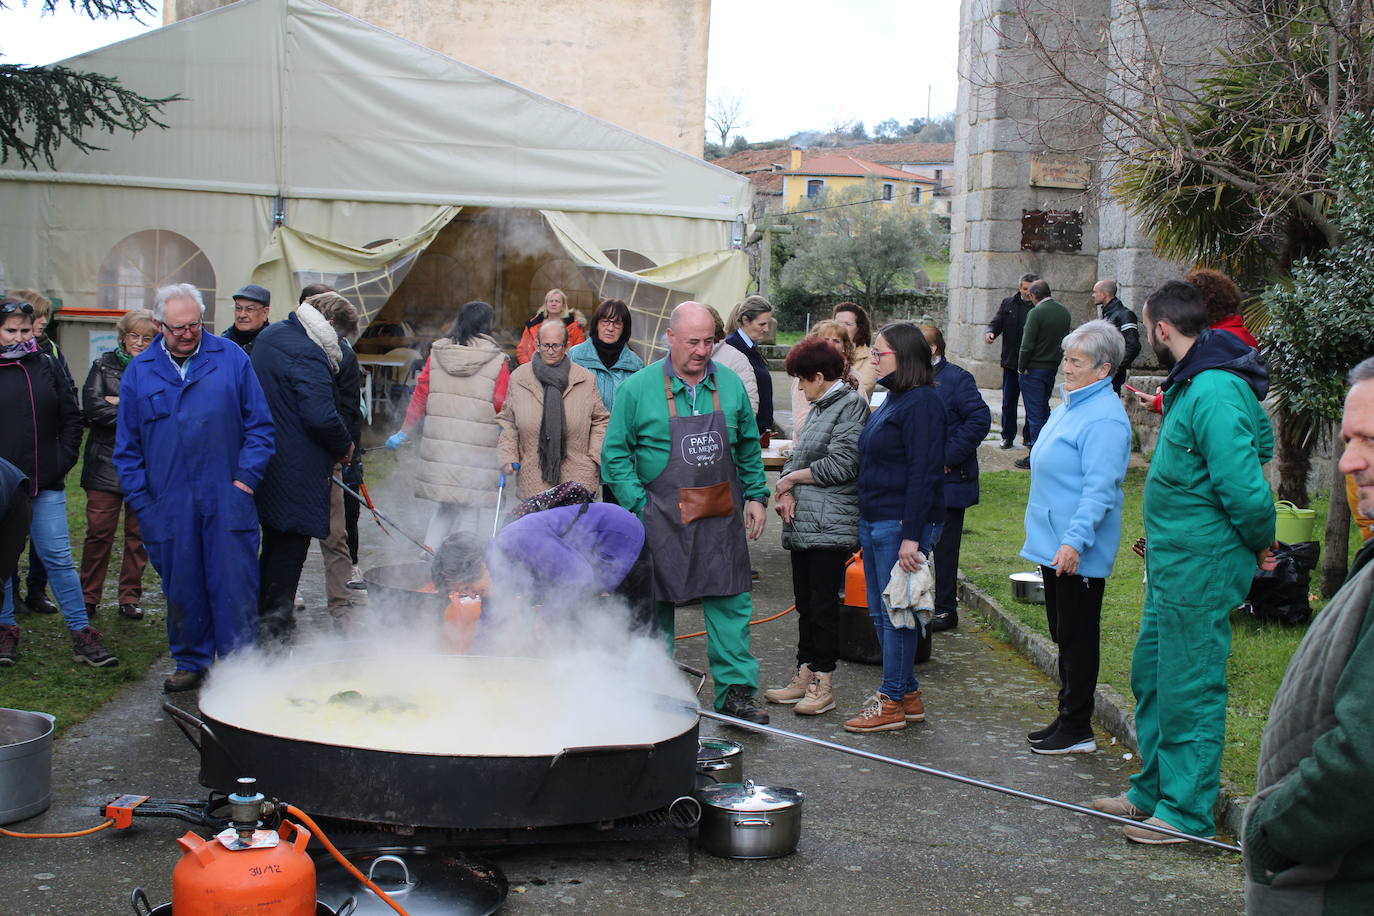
[1127,544,1252,836]
[658,593,760,710]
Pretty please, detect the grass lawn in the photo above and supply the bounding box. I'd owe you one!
[963,467,1354,796]
[922,258,949,284]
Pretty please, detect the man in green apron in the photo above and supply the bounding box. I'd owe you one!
[602,302,771,723]
[1092,280,1275,844]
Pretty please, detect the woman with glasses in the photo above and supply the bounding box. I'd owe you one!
[77,310,157,621]
[568,298,644,414]
[498,319,610,500]
[515,288,587,365]
[0,299,117,667]
[844,322,946,733]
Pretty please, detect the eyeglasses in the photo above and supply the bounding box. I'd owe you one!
[871,348,895,360]
[161,320,203,336]
[598,317,624,327]
[537,342,566,351]
[125,334,156,345]
[0,301,35,317]
[233,303,266,313]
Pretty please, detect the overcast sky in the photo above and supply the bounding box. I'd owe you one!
[0,0,960,142]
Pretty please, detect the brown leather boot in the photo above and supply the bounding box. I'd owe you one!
[794,672,834,716]
[843,694,907,733]
[763,663,813,704]
[900,689,926,721]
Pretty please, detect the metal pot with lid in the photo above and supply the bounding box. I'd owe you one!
[313,847,507,916]
[696,736,744,787]
[696,780,804,860]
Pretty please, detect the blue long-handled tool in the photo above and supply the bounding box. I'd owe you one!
[493,462,519,538]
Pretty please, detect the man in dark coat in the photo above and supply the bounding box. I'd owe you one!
[250,299,354,641]
[1093,279,1141,393]
[114,284,275,691]
[984,273,1037,448]
[223,283,271,354]
[922,326,992,632]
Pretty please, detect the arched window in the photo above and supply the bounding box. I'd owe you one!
[97,229,215,313]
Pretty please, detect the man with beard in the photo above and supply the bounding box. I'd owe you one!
[1091,279,1275,844]
[1243,358,1374,912]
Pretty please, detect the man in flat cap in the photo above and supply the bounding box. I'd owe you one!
[224,283,272,354]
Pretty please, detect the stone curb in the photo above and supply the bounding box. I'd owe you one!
[957,575,1251,842]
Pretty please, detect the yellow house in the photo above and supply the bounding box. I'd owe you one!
[779,149,940,212]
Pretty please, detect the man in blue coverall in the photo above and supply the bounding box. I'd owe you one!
[114,283,275,692]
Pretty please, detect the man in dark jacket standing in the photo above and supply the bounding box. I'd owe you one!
[985,274,1036,449]
[1093,279,1141,392]
[921,326,991,632]
[223,283,271,354]
[114,284,275,690]
[251,298,355,641]
[1014,279,1072,469]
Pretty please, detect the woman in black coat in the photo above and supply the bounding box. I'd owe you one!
[722,295,775,438]
[78,310,156,620]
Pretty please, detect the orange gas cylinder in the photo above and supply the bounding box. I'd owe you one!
[843,550,867,607]
[172,819,316,916]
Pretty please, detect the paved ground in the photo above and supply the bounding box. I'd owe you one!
[5,446,1244,915]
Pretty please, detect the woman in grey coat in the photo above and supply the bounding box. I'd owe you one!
[764,338,869,716]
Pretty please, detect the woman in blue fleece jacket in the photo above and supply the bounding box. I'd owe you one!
[1020,319,1131,755]
[846,322,947,734]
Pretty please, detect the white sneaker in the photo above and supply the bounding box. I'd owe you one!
[293,587,306,610]
[346,565,366,590]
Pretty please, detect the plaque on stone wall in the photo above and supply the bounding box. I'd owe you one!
[1020,209,1083,252]
[1030,154,1091,189]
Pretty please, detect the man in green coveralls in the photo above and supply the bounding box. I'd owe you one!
[1092,280,1276,843]
[601,302,771,723]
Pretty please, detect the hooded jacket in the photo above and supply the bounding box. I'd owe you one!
[415,335,505,506]
[0,348,82,493]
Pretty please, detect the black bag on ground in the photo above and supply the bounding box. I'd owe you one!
[1244,540,1319,626]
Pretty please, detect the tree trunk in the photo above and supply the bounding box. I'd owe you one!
[1322,443,1352,596]
[1275,406,1312,505]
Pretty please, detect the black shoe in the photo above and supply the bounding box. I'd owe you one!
[163,669,206,693]
[25,591,58,614]
[928,611,958,632]
[1030,728,1096,755]
[1013,456,1031,470]
[999,440,1015,449]
[85,602,98,618]
[119,603,145,620]
[1027,718,1060,743]
[720,685,770,724]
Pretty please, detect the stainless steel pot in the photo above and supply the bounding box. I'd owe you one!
[696,780,803,859]
[314,847,507,916]
[0,708,56,825]
[696,737,744,787]
[1010,570,1046,604]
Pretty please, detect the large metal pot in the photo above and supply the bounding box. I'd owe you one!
[0,708,56,825]
[314,847,507,915]
[696,737,744,787]
[362,562,446,615]
[1010,570,1046,604]
[696,780,803,860]
[174,655,699,830]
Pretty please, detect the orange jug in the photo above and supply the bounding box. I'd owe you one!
[172,819,316,916]
[843,550,867,608]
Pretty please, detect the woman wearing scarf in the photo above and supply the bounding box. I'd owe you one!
[569,298,644,414]
[78,309,156,621]
[499,319,609,500]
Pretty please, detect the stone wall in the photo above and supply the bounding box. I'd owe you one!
[165,0,710,156]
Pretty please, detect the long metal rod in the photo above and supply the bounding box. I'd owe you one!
[332,476,433,557]
[699,710,1241,853]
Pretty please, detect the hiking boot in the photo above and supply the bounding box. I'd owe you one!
[844,694,907,733]
[1027,717,1060,743]
[1013,456,1031,470]
[0,624,18,666]
[71,627,118,667]
[900,689,926,721]
[1030,728,1096,755]
[928,610,958,632]
[1123,816,1207,845]
[794,672,834,716]
[763,663,813,704]
[1090,793,1149,820]
[346,565,367,589]
[24,590,58,614]
[119,603,144,620]
[720,685,769,724]
[163,669,206,693]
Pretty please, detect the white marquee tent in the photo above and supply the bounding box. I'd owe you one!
[0,0,751,368]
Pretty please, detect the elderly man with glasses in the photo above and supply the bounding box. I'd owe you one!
[223,283,272,354]
[114,283,275,692]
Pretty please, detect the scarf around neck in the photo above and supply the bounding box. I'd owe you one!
[0,337,39,361]
[297,303,342,373]
[591,334,626,369]
[530,355,570,485]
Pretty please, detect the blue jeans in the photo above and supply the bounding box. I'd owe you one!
[1019,368,1056,447]
[860,518,942,701]
[1,489,90,631]
[1000,368,1028,445]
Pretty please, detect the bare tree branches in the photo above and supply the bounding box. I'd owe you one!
[706,92,749,148]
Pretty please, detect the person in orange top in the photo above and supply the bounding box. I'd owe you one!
[515,289,586,364]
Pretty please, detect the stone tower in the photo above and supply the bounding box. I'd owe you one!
[164,0,711,156]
